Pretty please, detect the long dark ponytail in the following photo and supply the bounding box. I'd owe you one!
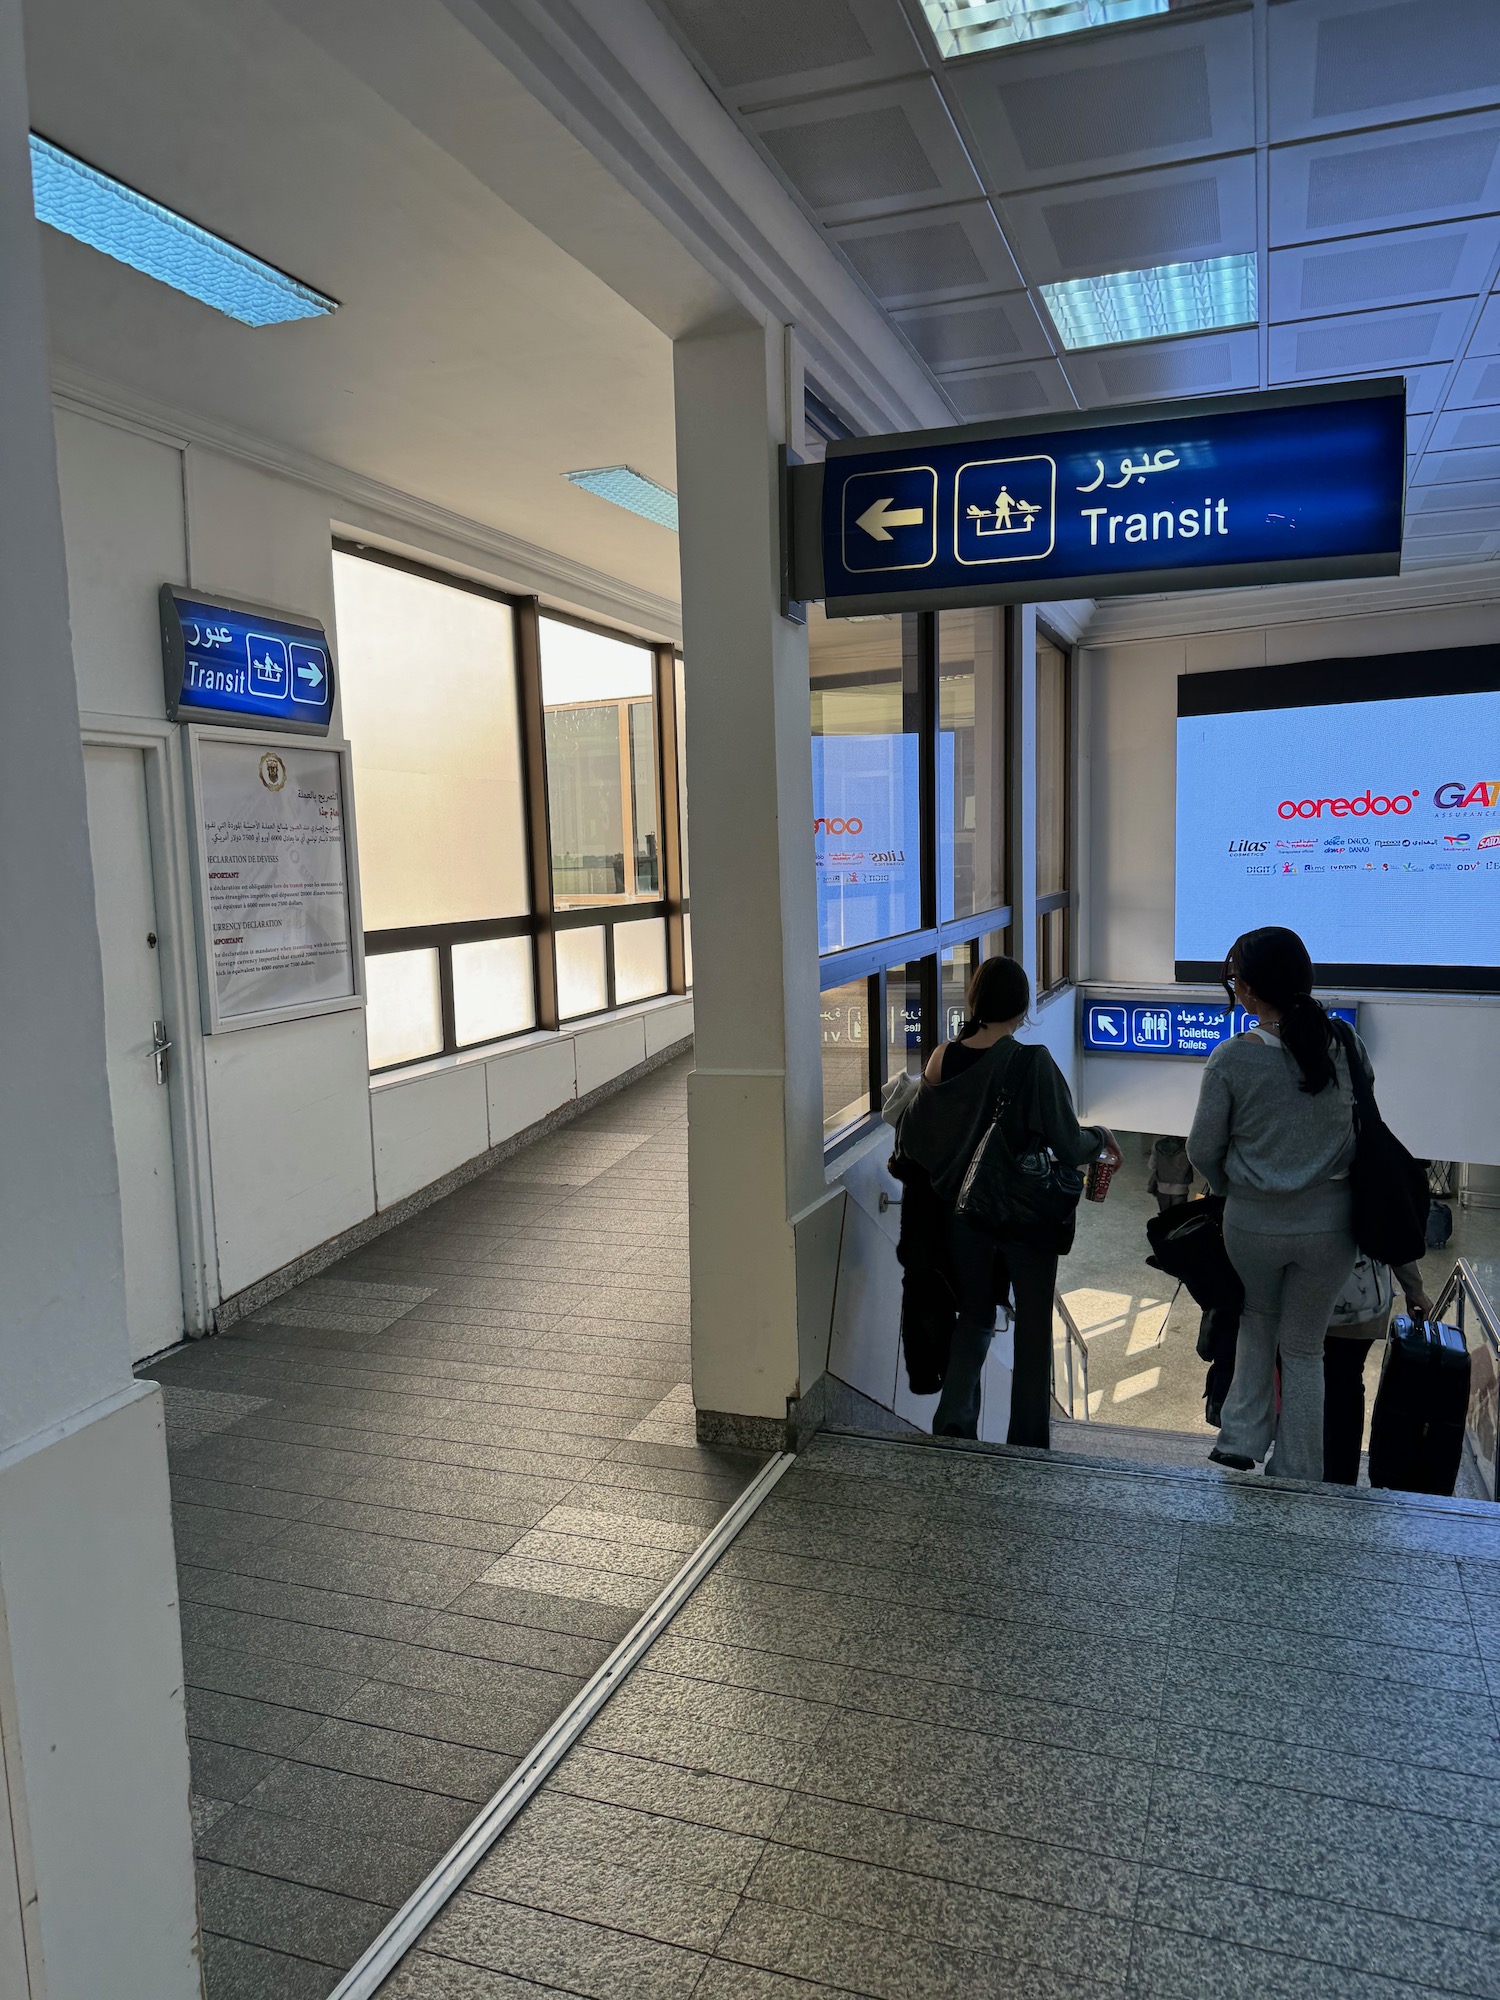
[1223,927,1338,1094]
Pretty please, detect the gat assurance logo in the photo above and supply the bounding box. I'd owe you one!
[1435,779,1500,810]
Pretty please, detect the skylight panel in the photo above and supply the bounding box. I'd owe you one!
[564,466,679,532]
[29,135,337,328]
[919,0,1168,58]
[1040,255,1257,350]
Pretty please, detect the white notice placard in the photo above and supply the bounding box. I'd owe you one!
[197,739,356,1024]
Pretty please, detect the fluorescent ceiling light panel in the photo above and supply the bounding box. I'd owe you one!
[919,0,1168,57]
[1041,255,1257,350]
[565,466,679,531]
[29,134,337,327]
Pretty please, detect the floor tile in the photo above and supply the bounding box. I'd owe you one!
[416,1893,706,1999]
[201,1933,340,1999]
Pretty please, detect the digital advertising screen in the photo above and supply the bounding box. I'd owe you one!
[1175,647,1500,991]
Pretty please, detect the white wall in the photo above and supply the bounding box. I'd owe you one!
[1080,594,1500,1163]
[57,397,692,1326]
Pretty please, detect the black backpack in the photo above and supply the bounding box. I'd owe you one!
[1334,1020,1430,1268]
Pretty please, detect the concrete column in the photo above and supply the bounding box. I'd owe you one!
[0,5,200,1991]
[675,318,840,1448]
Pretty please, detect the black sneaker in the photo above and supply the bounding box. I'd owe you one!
[1208,1445,1254,1470]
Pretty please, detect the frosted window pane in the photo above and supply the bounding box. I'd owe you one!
[453,936,535,1046]
[366,950,442,1068]
[333,554,528,927]
[614,918,667,1004]
[540,618,652,704]
[556,925,608,1019]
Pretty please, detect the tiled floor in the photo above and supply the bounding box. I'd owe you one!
[380,1430,1500,2000]
[142,1054,766,2000]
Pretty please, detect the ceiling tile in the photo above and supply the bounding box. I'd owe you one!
[1410,477,1500,511]
[1428,406,1500,450]
[1412,447,1500,484]
[1402,506,1500,533]
[829,201,1022,307]
[1269,300,1474,380]
[1270,221,1500,321]
[946,11,1254,194]
[647,0,924,109]
[1063,328,1260,406]
[1447,354,1500,405]
[941,358,1076,422]
[894,291,1054,368]
[1002,155,1256,286]
[1468,293,1500,354]
[747,77,980,223]
[1269,0,1500,144]
[1269,112,1500,247]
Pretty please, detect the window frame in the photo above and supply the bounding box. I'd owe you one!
[335,542,687,1075]
[1034,621,1074,1000]
[817,606,1015,1157]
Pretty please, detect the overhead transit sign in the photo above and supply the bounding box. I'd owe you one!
[161,585,336,734]
[785,380,1406,616]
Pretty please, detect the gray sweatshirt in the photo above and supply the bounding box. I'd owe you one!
[1187,1025,1371,1235]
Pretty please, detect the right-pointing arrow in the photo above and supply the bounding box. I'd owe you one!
[297,660,325,688]
[856,495,926,541]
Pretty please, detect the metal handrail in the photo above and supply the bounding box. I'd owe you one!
[1051,1293,1091,1422]
[1431,1258,1500,1501]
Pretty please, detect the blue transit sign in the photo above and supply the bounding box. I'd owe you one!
[790,380,1405,616]
[1083,998,1356,1059]
[160,585,335,734]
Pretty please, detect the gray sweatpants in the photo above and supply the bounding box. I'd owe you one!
[1217,1217,1356,1482]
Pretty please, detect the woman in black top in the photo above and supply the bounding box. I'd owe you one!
[900,957,1119,1445]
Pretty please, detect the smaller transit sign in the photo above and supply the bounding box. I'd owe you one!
[161,585,335,735]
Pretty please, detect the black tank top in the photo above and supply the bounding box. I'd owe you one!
[940,1038,992,1080]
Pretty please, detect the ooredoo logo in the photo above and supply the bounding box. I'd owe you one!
[1277,789,1418,820]
[814,816,863,835]
[1434,780,1500,809]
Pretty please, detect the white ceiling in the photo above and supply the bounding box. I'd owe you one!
[22,0,689,613]
[648,0,1500,571]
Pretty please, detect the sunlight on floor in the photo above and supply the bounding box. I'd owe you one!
[1112,1366,1163,1403]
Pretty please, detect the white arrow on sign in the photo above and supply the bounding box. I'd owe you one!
[856,495,926,542]
[296,660,325,688]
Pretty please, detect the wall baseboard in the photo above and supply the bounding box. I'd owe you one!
[209,1035,693,1334]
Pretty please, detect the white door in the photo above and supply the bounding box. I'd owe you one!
[84,746,185,1361]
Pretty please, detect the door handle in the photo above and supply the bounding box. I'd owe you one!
[151,1019,172,1086]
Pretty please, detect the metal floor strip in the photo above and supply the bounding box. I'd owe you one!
[325,1448,798,2000]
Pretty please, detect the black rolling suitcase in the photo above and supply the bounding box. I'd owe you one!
[1367,1315,1471,1496]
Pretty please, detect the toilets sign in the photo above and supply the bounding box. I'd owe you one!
[793,380,1405,615]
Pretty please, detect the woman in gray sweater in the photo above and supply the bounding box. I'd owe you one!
[1187,926,1365,1482]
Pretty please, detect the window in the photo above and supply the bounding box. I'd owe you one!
[939,608,1007,923]
[333,547,688,1072]
[541,618,659,904]
[1036,629,1072,996]
[809,605,921,953]
[814,607,1013,1149]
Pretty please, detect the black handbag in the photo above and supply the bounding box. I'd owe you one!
[953,1044,1084,1246]
[1146,1194,1244,1313]
[1333,1019,1430,1267]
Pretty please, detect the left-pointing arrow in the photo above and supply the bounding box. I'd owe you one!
[856,496,926,541]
